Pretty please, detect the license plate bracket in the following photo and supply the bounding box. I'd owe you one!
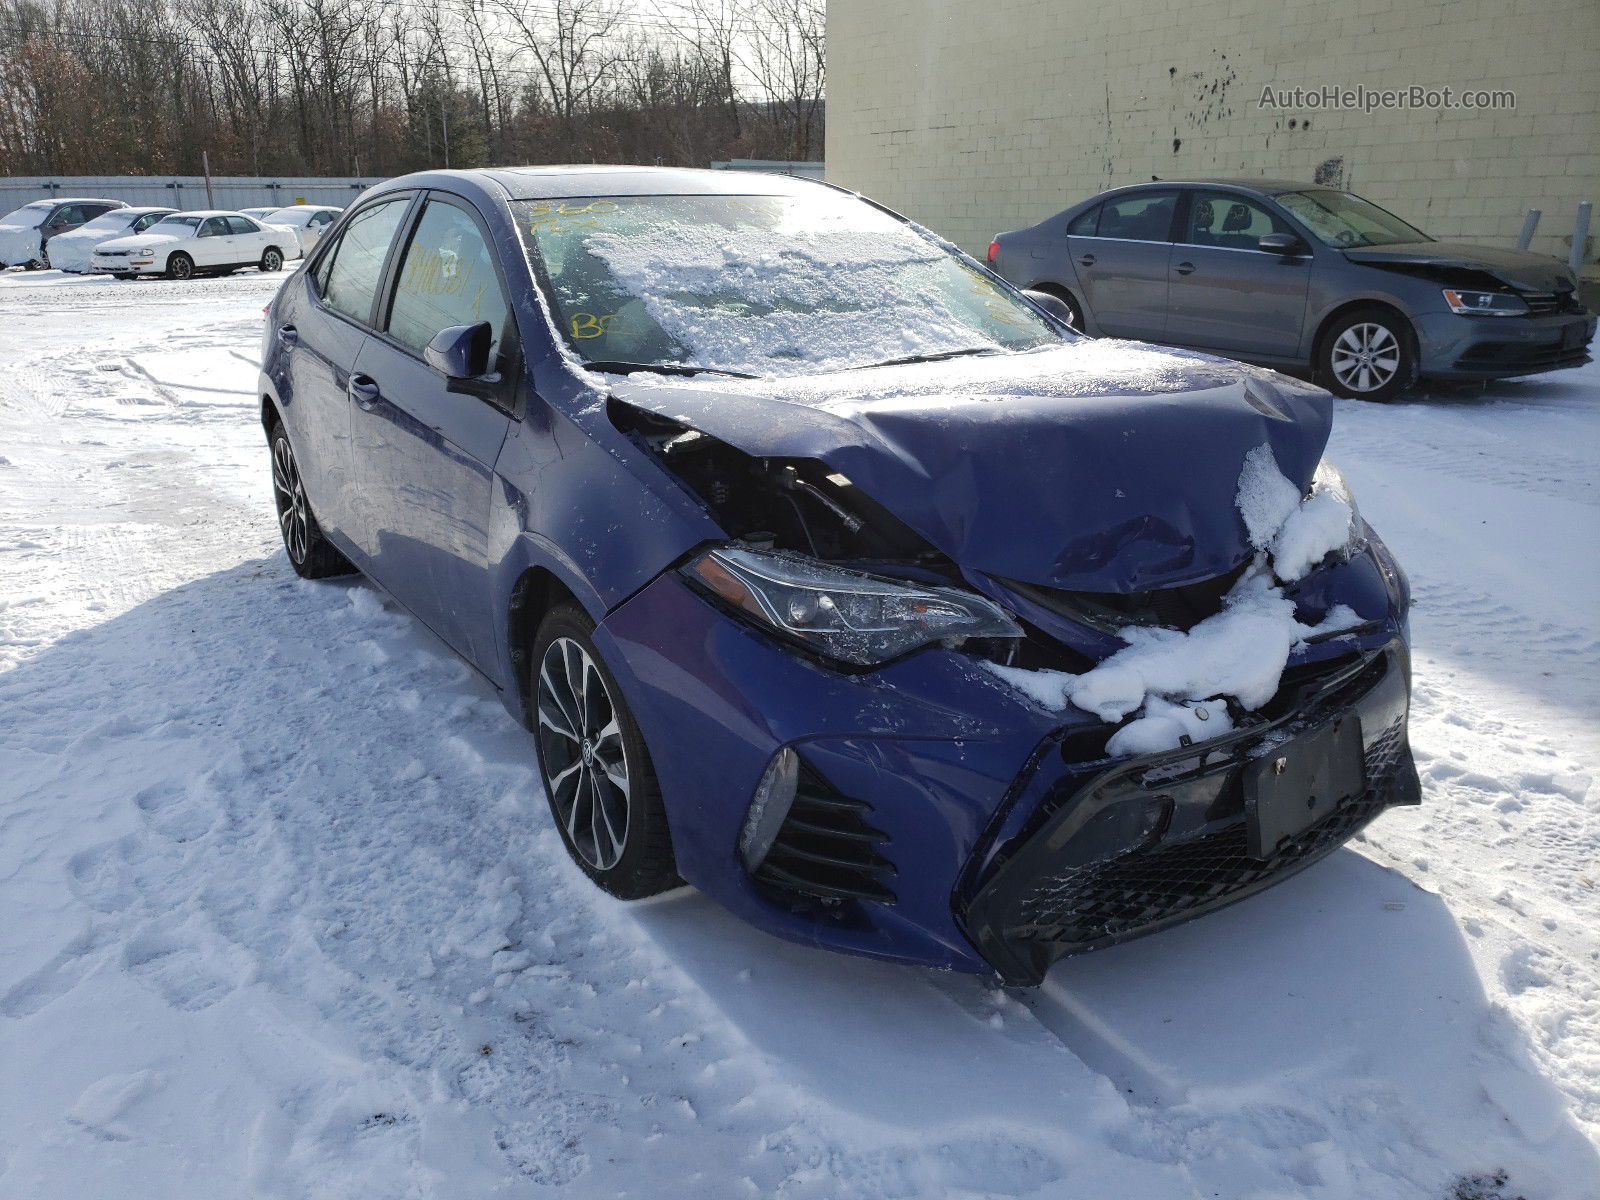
[1561,323,1585,350]
[1244,716,1366,859]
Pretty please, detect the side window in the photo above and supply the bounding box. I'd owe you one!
[53,205,85,226]
[199,217,228,237]
[1096,191,1179,243]
[312,211,333,228]
[385,199,510,366]
[318,198,410,325]
[227,216,259,235]
[1066,205,1100,237]
[1184,191,1292,250]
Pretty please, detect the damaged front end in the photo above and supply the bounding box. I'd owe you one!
[602,364,1416,982]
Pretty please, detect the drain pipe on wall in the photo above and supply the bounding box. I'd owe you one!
[1571,202,1593,274]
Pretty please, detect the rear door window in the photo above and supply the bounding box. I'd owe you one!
[317,197,411,326]
[385,198,510,365]
[1095,191,1179,242]
[1066,205,1101,236]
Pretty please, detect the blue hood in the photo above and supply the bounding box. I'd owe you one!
[609,342,1332,593]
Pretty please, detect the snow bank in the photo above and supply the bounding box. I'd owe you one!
[987,443,1360,754]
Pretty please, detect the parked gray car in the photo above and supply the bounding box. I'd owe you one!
[989,179,1595,401]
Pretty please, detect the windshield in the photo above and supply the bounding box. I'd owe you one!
[1276,189,1429,248]
[1,201,54,226]
[152,215,202,232]
[513,192,1060,377]
[267,208,315,226]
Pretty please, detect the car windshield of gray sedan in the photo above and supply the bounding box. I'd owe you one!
[1276,189,1430,248]
[514,193,1060,376]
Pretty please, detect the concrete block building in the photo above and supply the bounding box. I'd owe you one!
[825,0,1599,263]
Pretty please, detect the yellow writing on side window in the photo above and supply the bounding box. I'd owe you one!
[570,312,617,340]
[397,245,488,320]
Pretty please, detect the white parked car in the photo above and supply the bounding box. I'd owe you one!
[46,207,177,273]
[90,211,296,280]
[259,205,342,255]
[0,197,126,268]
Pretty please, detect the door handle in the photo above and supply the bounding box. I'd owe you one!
[276,324,298,344]
[1174,261,1196,275]
[1077,254,1096,267]
[348,373,381,409]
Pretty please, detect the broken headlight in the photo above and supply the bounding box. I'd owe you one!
[683,545,1023,666]
[1312,459,1368,559]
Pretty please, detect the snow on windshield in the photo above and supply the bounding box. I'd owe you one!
[516,194,1059,377]
[0,201,53,226]
[986,444,1361,755]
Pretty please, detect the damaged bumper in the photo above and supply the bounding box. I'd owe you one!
[959,641,1418,985]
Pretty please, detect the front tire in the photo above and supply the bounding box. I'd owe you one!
[532,604,678,899]
[166,252,194,281]
[1319,307,1418,402]
[260,246,283,273]
[268,422,355,579]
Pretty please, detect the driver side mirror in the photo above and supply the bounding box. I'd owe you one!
[1020,289,1079,332]
[1258,232,1307,256]
[425,322,496,385]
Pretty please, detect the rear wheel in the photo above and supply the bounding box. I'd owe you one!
[260,246,284,273]
[532,604,679,899]
[166,252,194,281]
[268,422,355,579]
[1318,307,1418,402]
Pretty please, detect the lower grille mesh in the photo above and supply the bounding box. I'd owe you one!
[753,766,897,904]
[1011,720,1406,943]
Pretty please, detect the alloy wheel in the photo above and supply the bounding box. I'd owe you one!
[263,248,282,272]
[170,255,192,280]
[537,636,631,870]
[271,437,310,564]
[1329,322,1401,394]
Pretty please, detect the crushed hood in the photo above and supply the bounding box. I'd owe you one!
[609,341,1332,593]
[1344,240,1577,292]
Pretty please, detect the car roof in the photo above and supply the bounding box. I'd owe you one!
[169,210,251,218]
[44,197,126,206]
[368,165,826,204]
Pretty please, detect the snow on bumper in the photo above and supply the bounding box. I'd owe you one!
[961,641,1418,985]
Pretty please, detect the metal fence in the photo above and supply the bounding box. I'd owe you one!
[0,175,379,212]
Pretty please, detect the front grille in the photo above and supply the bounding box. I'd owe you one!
[752,765,897,904]
[1518,289,1585,316]
[1453,340,1590,372]
[1010,720,1406,944]
[95,250,129,258]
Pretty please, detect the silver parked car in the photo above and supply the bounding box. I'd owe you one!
[989,179,1595,401]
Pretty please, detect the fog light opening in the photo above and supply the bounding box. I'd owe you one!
[738,747,800,873]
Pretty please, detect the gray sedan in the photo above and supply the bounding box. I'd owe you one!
[989,179,1595,401]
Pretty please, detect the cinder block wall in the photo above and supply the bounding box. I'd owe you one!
[826,0,1600,262]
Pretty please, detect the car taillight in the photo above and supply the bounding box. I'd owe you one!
[987,239,1000,264]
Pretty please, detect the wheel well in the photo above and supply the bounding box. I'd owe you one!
[1312,299,1415,363]
[508,567,581,727]
[260,396,281,436]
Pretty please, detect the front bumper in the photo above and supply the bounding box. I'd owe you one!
[89,254,163,275]
[598,554,1412,980]
[1415,308,1595,379]
[960,643,1417,985]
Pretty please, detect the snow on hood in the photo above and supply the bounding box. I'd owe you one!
[95,232,185,254]
[608,341,1332,594]
[42,226,108,271]
[985,449,1361,755]
[1344,240,1577,292]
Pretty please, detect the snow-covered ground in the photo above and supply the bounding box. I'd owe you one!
[1,265,1597,1200]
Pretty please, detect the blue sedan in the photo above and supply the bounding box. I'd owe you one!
[260,167,1419,985]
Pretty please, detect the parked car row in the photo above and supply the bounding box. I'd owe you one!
[989,179,1594,400]
[0,197,342,278]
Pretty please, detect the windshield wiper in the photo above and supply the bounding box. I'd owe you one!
[849,347,1003,371]
[583,359,757,379]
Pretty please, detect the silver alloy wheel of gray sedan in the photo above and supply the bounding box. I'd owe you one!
[1329,321,1401,394]
[537,636,631,871]
[271,437,310,565]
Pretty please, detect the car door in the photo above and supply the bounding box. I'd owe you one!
[227,215,265,262]
[282,194,415,549]
[1164,189,1313,358]
[193,216,232,266]
[1068,189,1179,340]
[347,193,515,671]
